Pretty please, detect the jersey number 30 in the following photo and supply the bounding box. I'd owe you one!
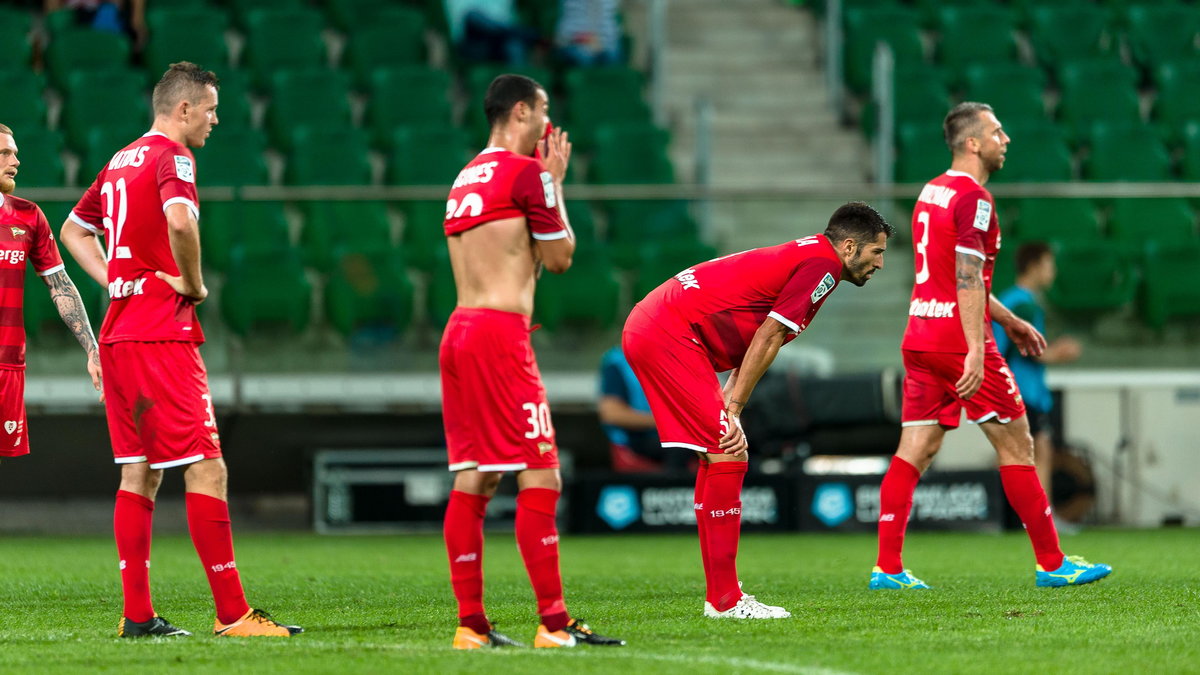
[446,193,484,219]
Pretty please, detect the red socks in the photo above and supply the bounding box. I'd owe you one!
[876,455,921,574]
[185,492,251,625]
[114,490,155,622]
[444,490,490,633]
[703,460,747,611]
[1000,464,1064,570]
[693,462,713,587]
[515,487,568,632]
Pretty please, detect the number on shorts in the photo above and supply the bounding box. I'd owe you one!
[998,366,1018,395]
[201,393,216,428]
[719,410,730,437]
[522,402,554,439]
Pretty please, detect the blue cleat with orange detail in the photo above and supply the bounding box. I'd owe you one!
[1036,555,1112,587]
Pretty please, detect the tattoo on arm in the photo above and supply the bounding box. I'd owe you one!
[45,270,99,355]
[955,252,985,291]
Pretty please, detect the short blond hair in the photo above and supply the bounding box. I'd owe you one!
[0,123,12,137]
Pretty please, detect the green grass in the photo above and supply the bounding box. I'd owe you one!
[2,529,1197,674]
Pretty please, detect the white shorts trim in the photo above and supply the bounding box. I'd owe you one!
[968,411,1013,425]
[662,441,710,452]
[114,455,148,464]
[68,211,103,234]
[954,245,985,260]
[531,229,569,241]
[162,197,199,222]
[476,462,529,472]
[767,311,801,332]
[36,263,65,277]
[901,419,940,427]
[448,460,478,472]
[148,453,206,470]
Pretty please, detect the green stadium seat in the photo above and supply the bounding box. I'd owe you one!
[564,200,598,244]
[227,0,309,29]
[385,125,469,184]
[201,201,291,273]
[1055,59,1142,142]
[324,0,398,30]
[364,67,453,146]
[0,71,48,140]
[44,29,132,89]
[301,201,395,273]
[211,70,254,131]
[894,122,948,183]
[843,6,925,94]
[962,63,1047,126]
[990,236,1021,298]
[80,123,150,182]
[1046,240,1138,314]
[1152,59,1200,143]
[61,70,150,153]
[934,6,1019,84]
[1180,121,1200,180]
[426,246,457,327]
[1141,240,1200,329]
[563,66,651,150]
[193,128,269,187]
[401,200,450,274]
[242,9,328,89]
[1109,198,1196,248]
[632,239,720,302]
[990,121,1074,183]
[533,248,621,332]
[284,127,373,186]
[1126,4,1200,71]
[143,7,230,85]
[324,247,415,338]
[342,10,427,85]
[265,69,353,150]
[861,65,951,139]
[605,201,699,269]
[1084,123,1172,181]
[590,124,674,184]
[914,0,992,26]
[1028,5,1111,68]
[1011,199,1101,242]
[220,247,312,336]
[0,7,35,68]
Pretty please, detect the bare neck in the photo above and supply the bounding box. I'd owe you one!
[149,118,188,146]
[486,125,533,155]
[949,156,989,186]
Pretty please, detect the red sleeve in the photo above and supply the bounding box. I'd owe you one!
[768,255,842,331]
[30,205,65,275]
[952,189,991,259]
[157,147,200,220]
[511,162,567,240]
[69,177,105,234]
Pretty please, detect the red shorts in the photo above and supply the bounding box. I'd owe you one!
[101,341,222,469]
[439,307,558,472]
[901,347,1026,429]
[623,305,727,454]
[0,368,29,458]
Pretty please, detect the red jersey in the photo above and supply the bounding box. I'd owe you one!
[69,132,204,344]
[0,194,65,368]
[443,147,567,240]
[902,170,1001,353]
[636,235,844,372]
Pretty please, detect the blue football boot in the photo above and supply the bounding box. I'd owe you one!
[869,566,931,590]
[1036,555,1112,587]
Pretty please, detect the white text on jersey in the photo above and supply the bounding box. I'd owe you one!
[0,249,26,265]
[909,298,957,318]
[109,276,146,300]
[452,161,499,189]
[917,184,957,209]
[107,146,150,171]
[675,268,700,290]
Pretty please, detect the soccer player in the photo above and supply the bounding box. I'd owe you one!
[870,102,1111,590]
[623,202,894,619]
[59,63,301,638]
[0,123,102,461]
[440,74,623,649]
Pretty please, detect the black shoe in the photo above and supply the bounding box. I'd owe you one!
[487,628,526,648]
[564,618,625,646]
[118,615,192,638]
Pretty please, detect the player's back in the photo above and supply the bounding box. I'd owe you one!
[70,131,203,343]
[903,170,1000,353]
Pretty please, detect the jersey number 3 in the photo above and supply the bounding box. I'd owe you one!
[914,211,931,285]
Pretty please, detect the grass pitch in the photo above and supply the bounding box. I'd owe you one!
[2,528,1197,674]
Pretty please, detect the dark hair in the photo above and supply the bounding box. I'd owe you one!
[1016,241,1053,275]
[944,101,993,153]
[152,62,219,115]
[484,74,543,128]
[824,201,894,246]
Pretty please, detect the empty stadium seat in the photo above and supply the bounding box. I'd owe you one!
[563,66,653,150]
[1085,123,1172,182]
[301,201,395,273]
[201,201,291,273]
[1046,240,1138,314]
[861,65,951,140]
[990,121,1074,183]
[934,5,1019,84]
[61,70,150,153]
[227,0,308,29]
[1180,121,1200,180]
[1152,59,1200,143]
[220,248,312,336]
[962,63,1047,126]
[1028,4,1111,67]
[364,67,453,147]
[44,29,132,88]
[193,128,269,187]
[242,8,328,89]
[385,125,469,184]
[285,127,373,186]
[843,5,925,94]
[533,249,621,332]
[1055,59,1142,142]
[1011,199,1101,241]
[343,10,427,85]
[1126,4,1200,71]
[590,124,674,184]
[0,6,34,67]
[564,200,599,244]
[143,7,230,85]
[0,71,49,142]
[265,69,354,150]
[400,201,450,274]
[1141,240,1200,329]
[605,200,699,269]
[1108,198,1196,247]
[894,122,949,183]
[324,247,414,338]
[426,247,457,327]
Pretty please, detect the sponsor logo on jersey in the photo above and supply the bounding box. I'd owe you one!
[452,161,499,189]
[0,249,26,265]
[108,146,150,171]
[539,171,557,208]
[810,272,836,303]
[973,199,992,231]
[674,267,700,290]
[917,183,957,209]
[108,275,147,299]
[174,155,195,183]
[909,298,957,318]
[9,227,25,237]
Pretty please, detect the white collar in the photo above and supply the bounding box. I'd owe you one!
[479,147,507,154]
[0,193,5,209]
[142,130,169,139]
[945,169,981,186]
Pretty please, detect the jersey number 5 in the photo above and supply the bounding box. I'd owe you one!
[99,178,129,262]
[914,211,931,285]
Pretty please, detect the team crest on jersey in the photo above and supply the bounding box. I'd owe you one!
[174,155,195,183]
[9,227,25,237]
[811,273,836,303]
[973,199,991,231]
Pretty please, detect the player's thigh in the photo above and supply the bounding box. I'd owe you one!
[964,350,1027,425]
[100,343,147,463]
[901,349,963,429]
[979,413,1034,465]
[133,342,222,468]
[624,327,725,453]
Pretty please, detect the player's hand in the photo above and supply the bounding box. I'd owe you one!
[86,350,103,403]
[155,271,207,304]
[718,411,748,459]
[956,349,985,400]
[1004,318,1047,358]
[540,127,571,183]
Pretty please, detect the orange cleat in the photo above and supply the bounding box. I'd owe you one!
[214,609,302,637]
